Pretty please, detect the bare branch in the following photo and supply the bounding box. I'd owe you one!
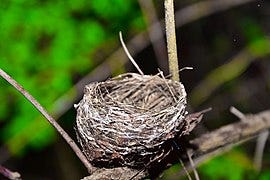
[187,150,200,180]
[119,31,144,75]
[190,110,270,155]
[0,69,94,174]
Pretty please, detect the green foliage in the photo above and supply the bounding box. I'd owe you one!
[259,171,270,180]
[199,150,256,180]
[0,0,143,155]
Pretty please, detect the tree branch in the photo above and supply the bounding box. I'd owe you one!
[164,0,179,81]
[0,69,94,174]
[190,110,270,155]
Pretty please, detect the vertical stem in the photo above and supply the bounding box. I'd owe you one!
[164,0,180,81]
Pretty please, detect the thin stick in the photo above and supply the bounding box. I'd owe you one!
[230,107,269,171]
[172,141,192,180]
[187,150,200,180]
[254,130,269,171]
[179,158,192,180]
[164,0,179,81]
[119,31,144,75]
[0,69,94,174]
[230,106,245,120]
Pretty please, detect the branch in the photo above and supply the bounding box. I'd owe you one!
[0,69,94,174]
[190,110,270,155]
[164,0,179,81]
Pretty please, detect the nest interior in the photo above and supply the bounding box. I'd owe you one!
[75,73,187,168]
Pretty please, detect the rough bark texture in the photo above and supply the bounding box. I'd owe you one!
[82,109,270,180]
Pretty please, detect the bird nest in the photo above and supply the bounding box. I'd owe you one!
[75,73,188,168]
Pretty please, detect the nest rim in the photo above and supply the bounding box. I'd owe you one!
[75,73,188,168]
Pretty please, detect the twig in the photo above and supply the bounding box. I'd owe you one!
[178,157,192,180]
[0,164,21,180]
[172,141,192,180]
[119,31,144,75]
[0,68,94,174]
[187,150,200,180]
[164,0,179,81]
[254,130,269,171]
[230,106,246,120]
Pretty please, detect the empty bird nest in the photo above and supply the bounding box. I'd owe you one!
[75,72,192,168]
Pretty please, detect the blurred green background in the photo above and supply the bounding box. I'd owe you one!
[0,0,270,179]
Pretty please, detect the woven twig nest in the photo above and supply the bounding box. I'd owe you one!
[75,73,188,168]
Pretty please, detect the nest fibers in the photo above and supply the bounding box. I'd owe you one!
[75,73,188,168]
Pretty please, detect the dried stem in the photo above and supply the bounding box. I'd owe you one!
[254,130,269,171]
[119,31,144,75]
[190,110,270,156]
[0,68,94,174]
[187,150,200,180]
[164,0,179,81]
